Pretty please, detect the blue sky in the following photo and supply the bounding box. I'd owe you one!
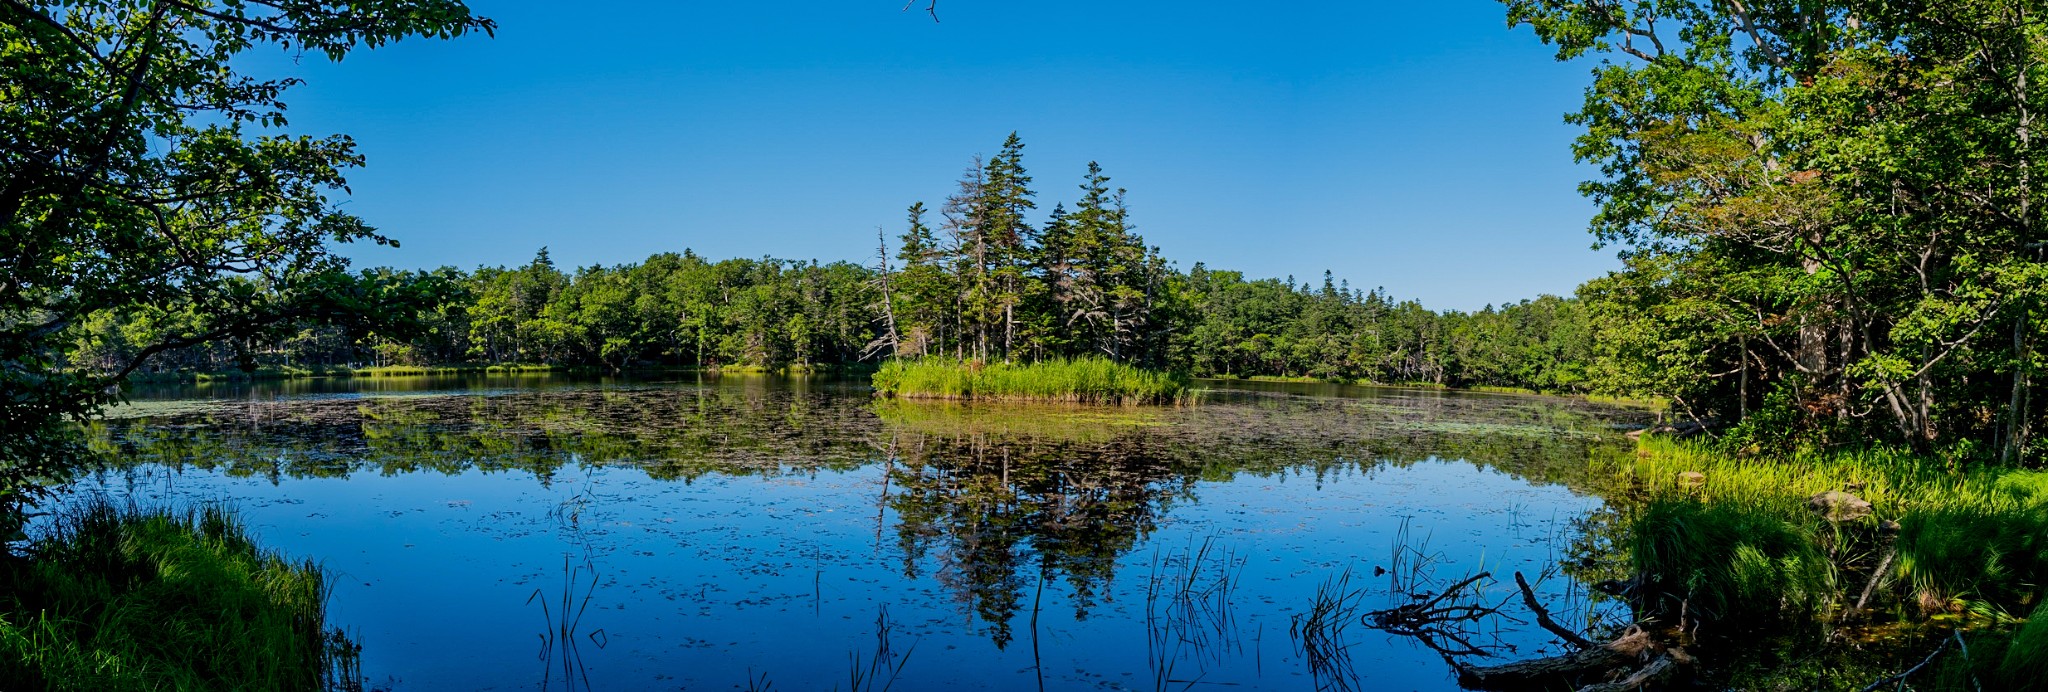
[253,1,1613,311]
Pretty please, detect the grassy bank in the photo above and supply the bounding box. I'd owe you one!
[1595,438,2047,687]
[1607,439,2047,619]
[0,501,357,691]
[872,358,1192,405]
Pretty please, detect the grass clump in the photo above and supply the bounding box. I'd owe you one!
[872,357,1192,405]
[0,500,358,691]
[1628,498,1837,626]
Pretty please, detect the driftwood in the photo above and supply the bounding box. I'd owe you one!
[1456,644,1630,690]
[1374,569,1693,692]
[1577,652,1684,692]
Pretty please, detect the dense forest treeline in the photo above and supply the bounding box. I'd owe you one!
[74,113,2048,466]
[70,134,1598,394]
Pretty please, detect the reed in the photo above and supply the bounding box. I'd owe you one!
[0,499,357,691]
[871,358,1193,405]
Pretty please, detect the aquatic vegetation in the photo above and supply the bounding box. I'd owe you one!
[0,499,357,691]
[355,363,563,376]
[126,365,355,383]
[871,398,1167,444]
[841,607,915,692]
[528,554,605,692]
[872,358,1193,405]
[1463,385,1540,396]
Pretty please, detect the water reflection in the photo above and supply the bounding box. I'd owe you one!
[76,376,1651,690]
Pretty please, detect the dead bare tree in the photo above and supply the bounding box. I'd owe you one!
[863,226,901,361]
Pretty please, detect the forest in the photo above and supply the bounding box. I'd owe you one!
[73,134,1599,396]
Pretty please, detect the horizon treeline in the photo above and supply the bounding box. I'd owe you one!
[68,135,1597,392]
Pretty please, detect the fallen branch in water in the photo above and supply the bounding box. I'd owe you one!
[1577,651,1683,692]
[1514,571,1599,650]
[1859,631,1959,692]
[1364,571,1513,658]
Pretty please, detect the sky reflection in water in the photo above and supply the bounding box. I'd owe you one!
[69,374,1648,691]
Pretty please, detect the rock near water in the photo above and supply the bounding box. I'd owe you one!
[1808,490,1873,521]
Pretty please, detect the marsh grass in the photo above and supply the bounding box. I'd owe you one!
[0,499,357,691]
[871,358,1193,405]
[1289,566,1365,691]
[1142,538,1246,692]
[840,606,915,692]
[1606,438,2048,628]
[1890,602,2048,692]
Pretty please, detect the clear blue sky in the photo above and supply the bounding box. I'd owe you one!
[252,1,1612,311]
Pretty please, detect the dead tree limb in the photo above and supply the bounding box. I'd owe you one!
[1515,571,1600,650]
[1860,634,1954,692]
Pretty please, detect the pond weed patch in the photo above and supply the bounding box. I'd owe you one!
[871,358,1192,405]
[0,499,356,691]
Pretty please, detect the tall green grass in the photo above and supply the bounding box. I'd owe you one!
[1911,600,2048,692]
[1606,438,2048,627]
[1628,498,1839,626]
[871,358,1193,405]
[0,500,358,691]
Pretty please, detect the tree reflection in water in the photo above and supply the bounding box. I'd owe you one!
[87,378,1650,656]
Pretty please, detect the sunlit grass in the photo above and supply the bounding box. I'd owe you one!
[0,500,358,691]
[871,358,1193,405]
[1605,438,2048,627]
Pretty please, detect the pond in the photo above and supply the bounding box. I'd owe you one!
[68,373,1654,691]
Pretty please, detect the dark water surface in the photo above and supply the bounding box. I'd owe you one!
[69,374,1652,691]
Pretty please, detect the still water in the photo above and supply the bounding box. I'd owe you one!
[71,374,1650,691]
